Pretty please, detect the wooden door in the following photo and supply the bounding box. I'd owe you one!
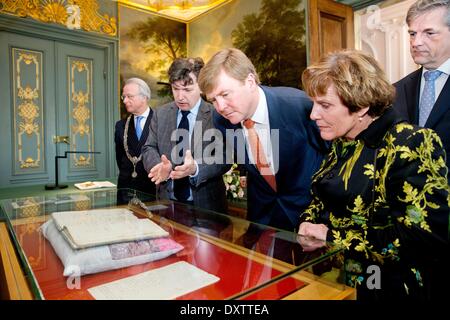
[308,0,354,63]
[0,31,110,188]
[0,31,57,187]
[55,42,107,183]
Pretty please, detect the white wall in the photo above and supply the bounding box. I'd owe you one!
[355,0,418,83]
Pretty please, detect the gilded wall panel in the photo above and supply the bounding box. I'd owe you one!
[8,194,94,270]
[68,57,95,168]
[12,48,45,173]
[0,0,117,36]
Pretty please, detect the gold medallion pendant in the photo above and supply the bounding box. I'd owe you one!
[123,116,142,179]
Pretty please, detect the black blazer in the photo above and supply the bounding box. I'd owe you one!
[114,111,156,198]
[394,68,450,181]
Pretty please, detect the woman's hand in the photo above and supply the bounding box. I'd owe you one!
[298,222,329,252]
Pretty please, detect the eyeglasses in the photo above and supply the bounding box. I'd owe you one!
[121,94,142,101]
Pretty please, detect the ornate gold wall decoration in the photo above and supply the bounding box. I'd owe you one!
[72,0,117,35]
[74,198,91,210]
[119,0,230,22]
[8,199,46,270]
[14,49,43,170]
[41,0,68,24]
[0,0,117,36]
[18,198,41,218]
[18,221,45,269]
[70,58,94,167]
[16,198,44,269]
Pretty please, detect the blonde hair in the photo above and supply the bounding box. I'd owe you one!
[198,48,260,95]
[301,50,395,117]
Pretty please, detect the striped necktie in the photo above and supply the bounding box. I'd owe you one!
[243,119,277,192]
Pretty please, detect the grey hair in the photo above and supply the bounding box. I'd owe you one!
[124,77,151,101]
[406,0,450,28]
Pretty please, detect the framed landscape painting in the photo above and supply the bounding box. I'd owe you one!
[189,0,307,89]
[119,5,187,118]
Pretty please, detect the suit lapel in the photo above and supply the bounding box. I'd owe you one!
[168,103,178,153]
[263,86,281,179]
[128,115,140,154]
[404,68,422,124]
[137,108,153,148]
[192,100,209,158]
[426,76,450,128]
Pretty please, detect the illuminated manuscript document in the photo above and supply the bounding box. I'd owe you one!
[88,261,220,300]
[51,208,168,249]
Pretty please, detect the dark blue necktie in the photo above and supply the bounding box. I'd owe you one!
[174,110,190,201]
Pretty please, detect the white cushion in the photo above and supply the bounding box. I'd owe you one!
[40,219,183,276]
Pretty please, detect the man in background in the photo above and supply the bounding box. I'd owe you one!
[394,0,450,299]
[394,0,450,183]
[114,78,156,204]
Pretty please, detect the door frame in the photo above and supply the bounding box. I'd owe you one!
[307,0,354,64]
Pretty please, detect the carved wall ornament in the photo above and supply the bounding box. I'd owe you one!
[70,58,94,167]
[0,0,117,36]
[14,50,43,169]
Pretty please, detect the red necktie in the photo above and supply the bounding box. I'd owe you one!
[243,119,277,191]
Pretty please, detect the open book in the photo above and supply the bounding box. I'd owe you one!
[74,181,116,190]
[51,208,169,249]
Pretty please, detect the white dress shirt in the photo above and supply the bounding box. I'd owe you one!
[241,87,276,175]
[134,107,150,132]
[419,58,450,104]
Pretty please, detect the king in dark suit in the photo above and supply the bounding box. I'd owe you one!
[393,0,450,183]
[198,48,328,233]
[114,78,156,204]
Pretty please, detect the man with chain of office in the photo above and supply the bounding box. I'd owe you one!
[114,78,156,204]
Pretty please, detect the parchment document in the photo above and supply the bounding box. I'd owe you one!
[51,208,168,249]
[74,181,116,190]
[88,261,220,300]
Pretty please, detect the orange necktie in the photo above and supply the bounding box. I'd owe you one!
[243,119,277,191]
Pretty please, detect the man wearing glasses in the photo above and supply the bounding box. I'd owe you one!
[114,77,156,204]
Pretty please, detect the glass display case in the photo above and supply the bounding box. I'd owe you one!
[0,188,355,300]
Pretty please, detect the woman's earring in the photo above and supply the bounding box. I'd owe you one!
[358,116,363,122]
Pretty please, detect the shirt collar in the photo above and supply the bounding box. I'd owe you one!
[136,107,150,118]
[354,107,404,148]
[422,57,450,76]
[246,86,269,126]
[178,98,201,118]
